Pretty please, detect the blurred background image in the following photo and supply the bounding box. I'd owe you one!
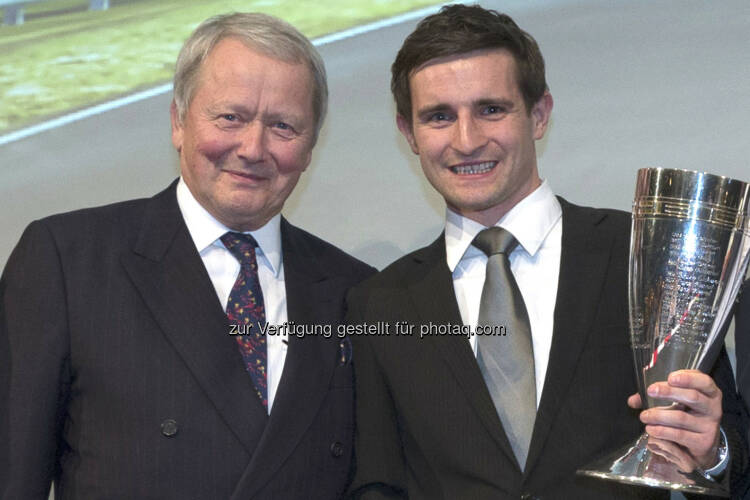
[1,3,748,497]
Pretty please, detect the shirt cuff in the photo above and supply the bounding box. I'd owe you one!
[704,427,729,477]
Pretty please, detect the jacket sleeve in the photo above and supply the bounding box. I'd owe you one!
[1,221,71,500]
[346,286,407,500]
[699,344,749,499]
[733,281,750,498]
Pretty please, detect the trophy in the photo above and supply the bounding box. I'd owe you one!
[578,168,750,495]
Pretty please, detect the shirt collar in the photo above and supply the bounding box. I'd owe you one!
[176,177,283,277]
[444,179,562,272]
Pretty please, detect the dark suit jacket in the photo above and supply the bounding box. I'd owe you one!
[736,280,750,499]
[346,199,746,500]
[737,280,750,414]
[0,181,375,500]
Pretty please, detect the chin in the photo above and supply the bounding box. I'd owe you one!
[448,195,504,213]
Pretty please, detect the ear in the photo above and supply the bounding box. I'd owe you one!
[531,90,553,140]
[170,100,184,152]
[396,114,419,155]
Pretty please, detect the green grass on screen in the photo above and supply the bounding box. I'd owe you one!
[0,0,441,133]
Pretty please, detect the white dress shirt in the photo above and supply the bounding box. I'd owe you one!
[446,180,562,408]
[176,178,287,414]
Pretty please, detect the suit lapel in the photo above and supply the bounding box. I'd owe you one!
[408,236,519,468]
[236,219,340,498]
[120,182,267,455]
[525,199,618,476]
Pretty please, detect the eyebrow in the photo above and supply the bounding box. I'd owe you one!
[416,97,517,119]
[204,102,249,116]
[265,111,303,125]
[475,97,515,109]
[416,104,451,119]
[205,103,305,126]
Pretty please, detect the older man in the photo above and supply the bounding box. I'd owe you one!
[0,13,373,500]
[347,5,746,499]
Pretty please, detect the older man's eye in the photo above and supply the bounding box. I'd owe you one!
[220,114,238,122]
[273,122,299,137]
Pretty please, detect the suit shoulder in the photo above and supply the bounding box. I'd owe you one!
[9,194,160,268]
[558,197,630,232]
[282,221,376,279]
[39,197,150,231]
[353,243,435,292]
[3,196,155,286]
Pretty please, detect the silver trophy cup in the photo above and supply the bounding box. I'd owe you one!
[578,168,750,495]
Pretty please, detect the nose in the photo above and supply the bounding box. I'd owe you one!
[236,121,266,162]
[451,114,487,156]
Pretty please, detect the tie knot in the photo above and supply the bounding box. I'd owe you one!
[220,232,259,265]
[473,227,518,256]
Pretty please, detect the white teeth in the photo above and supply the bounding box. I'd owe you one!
[450,161,495,175]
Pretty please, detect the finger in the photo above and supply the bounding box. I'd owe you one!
[667,370,721,399]
[643,423,719,468]
[627,393,642,409]
[646,436,697,473]
[640,407,715,434]
[646,383,720,416]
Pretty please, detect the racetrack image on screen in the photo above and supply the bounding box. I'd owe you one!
[0,0,441,134]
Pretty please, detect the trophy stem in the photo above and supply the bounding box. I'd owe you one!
[577,433,728,497]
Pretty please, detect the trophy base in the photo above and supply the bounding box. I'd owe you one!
[577,433,728,497]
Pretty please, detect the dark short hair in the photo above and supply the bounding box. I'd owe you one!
[391,4,547,123]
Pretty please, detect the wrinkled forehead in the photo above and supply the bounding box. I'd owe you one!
[200,36,305,77]
[192,37,314,110]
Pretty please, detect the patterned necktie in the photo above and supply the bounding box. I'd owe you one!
[221,232,268,409]
[473,227,536,470]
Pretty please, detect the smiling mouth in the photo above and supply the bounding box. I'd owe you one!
[450,161,496,175]
[225,170,267,181]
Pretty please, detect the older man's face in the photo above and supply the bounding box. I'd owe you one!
[171,38,315,231]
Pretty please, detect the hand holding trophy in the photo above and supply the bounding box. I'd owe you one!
[627,368,723,474]
[579,168,750,496]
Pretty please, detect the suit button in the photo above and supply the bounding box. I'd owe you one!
[520,494,538,500]
[330,441,345,458]
[161,419,178,437]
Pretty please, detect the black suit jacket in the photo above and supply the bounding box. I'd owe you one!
[737,280,750,414]
[0,182,375,500]
[736,280,750,499]
[346,199,746,500]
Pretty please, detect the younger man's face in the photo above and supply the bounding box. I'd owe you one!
[397,49,552,227]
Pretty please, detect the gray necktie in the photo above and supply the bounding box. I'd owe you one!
[474,227,536,470]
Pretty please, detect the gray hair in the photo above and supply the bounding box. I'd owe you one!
[173,12,328,140]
